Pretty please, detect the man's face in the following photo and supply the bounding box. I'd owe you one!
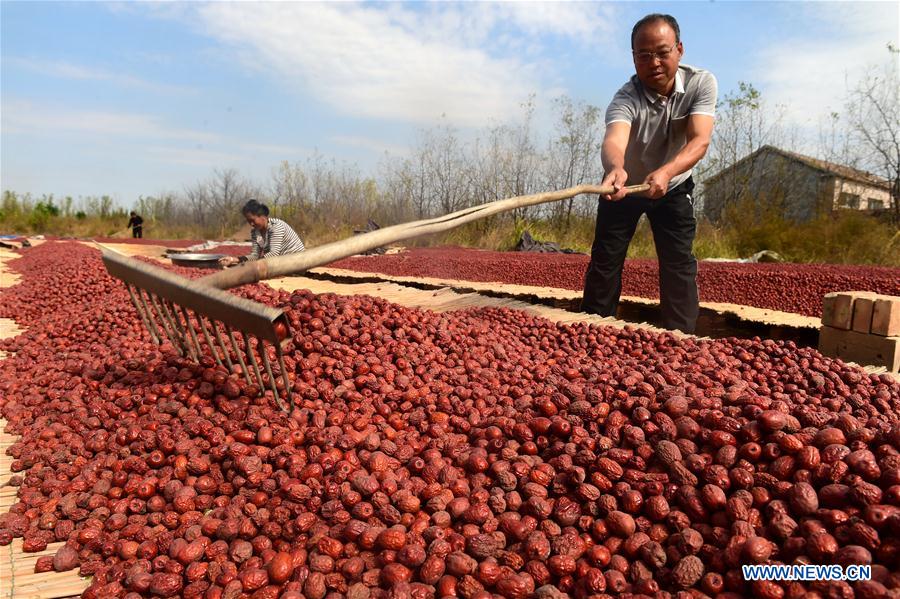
[632,20,683,95]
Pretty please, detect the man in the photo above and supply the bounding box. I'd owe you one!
[127,211,144,239]
[581,14,716,334]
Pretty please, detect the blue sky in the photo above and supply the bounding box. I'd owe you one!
[1,1,897,206]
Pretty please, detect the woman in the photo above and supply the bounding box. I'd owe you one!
[219,200,305,267]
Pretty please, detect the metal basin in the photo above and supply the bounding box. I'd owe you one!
[167,253,226,268]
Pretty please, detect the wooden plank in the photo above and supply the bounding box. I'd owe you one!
[818,325,900,372]
[851,296,875,334]
[0,421,93,598]
[872,296,900,336]
[0,264,91,599]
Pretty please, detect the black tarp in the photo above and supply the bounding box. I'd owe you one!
[514,231,582,254]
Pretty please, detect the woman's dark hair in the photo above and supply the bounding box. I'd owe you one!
[241,199,269,217]
[631,13,680,47]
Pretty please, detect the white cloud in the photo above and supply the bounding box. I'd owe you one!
[1,99,217,142]
[496,2,619,45]
[4,56,196,96]
[752,2,898,128]
[190,2,618,128]
[2,99,310,165]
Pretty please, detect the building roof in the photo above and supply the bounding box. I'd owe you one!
[705,145,892,190]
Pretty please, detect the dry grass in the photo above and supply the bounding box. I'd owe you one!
[3,206,897,266]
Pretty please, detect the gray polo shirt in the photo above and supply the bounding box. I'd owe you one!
[606,63,717,190]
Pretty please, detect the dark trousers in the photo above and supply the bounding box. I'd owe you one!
[132,226,142,239]
[581,177,699,333]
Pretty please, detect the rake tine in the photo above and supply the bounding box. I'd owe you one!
[213,321,236,372]
[276,344,293,410]
[242,331,266,392]
[226,325,253,384]
[259,341,285,412]
[151,294,185,356]
[197,315,224,367]
[136,287,166,346]
[162,299,197,361]
[148,293,183,356]
[125,283,159,345]
[179,306,205,363]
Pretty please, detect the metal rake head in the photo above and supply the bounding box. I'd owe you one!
[100,247,294,412]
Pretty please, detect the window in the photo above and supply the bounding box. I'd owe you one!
[868,198,884,210]
[838,193,860,209]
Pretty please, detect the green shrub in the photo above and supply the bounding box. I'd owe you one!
[722,208,898,266]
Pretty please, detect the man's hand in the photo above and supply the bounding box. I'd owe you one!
[218,256,240,267]
[644,167,674,199]
[601,168,630,201]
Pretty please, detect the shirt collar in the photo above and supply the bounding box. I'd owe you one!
[641,68,685,104]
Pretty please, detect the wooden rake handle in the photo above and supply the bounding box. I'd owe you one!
[198,183,651,290]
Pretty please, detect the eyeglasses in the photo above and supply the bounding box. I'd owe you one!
[633,42,678,63]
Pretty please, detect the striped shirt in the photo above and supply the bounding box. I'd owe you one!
[247,217,305,260]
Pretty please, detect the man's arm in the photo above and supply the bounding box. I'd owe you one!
[600,122,631,201]
[643,114,714,198]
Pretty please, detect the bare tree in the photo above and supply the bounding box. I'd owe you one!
[183,181,211,229]
[270,160,313,221]
[135,193,178,224]
[816,111,860,169]
[844,45,900,223]
[544,96,604,228]
[181,169,259,235]
[207,168,251,223]
[423,125,472,216]
[379,157,419,222]
[698,82,793,217]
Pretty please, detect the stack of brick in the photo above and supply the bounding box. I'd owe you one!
[819,292,900,372]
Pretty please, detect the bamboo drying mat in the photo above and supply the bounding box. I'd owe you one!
[71,241,900,380]
[81,241,900,381]
[0,249,22,293]
[0,242,893,599]
[0,424,89,598]
[0,248,22,361]
[0,247,88,598]
[307,266,822,330]
[0,241,654,599]
[88,242,677,335]
[265,275,672,334]
[85,241,820,331]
